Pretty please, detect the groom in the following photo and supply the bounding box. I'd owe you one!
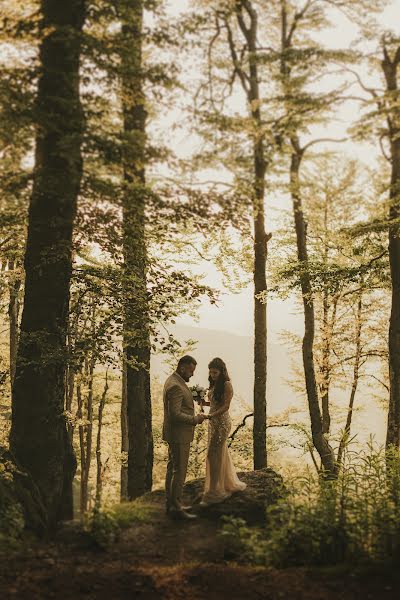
[163,355,206,520]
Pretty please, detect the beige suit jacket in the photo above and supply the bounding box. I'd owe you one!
[162,372,198,444]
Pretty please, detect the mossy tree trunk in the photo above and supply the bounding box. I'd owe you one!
[10,0,86,527]
[119,0,153,499]
[383,45,400,449]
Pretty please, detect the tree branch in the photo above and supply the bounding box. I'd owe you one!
[228,412,292,447]
[287,0,315,46]
[361,373,389,392]
[206,13,224,110]
[0,236,14,250]
[302,137,347,154]
[228,412,253,446]
[379,133,392,163]
[225,16,250,95]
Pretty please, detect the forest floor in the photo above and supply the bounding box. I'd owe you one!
[0,489,399,600]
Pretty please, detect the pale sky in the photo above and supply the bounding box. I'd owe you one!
[162,0,400,340]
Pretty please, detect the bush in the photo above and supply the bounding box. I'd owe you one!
[85,508,119,550]
[221,444,400,568]
[221,516,267,564]
[112,501,154,529]
[85,500,153,550]
[0,460,26,549]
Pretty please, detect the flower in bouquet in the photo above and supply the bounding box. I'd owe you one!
[189,384,207,405]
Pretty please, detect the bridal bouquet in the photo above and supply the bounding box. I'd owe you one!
[189,384,207,411]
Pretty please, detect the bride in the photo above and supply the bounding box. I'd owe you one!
[200,357,246,506]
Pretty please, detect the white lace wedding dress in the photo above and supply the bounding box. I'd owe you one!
[202,388,247,504]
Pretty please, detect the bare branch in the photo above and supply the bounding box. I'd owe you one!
[206,13,224,110]
[379,133,392,163]
[302,137,347,154]
[308,443,320,473]
[242,0,257,41]
[361,373,389,392]
[0,236,13,250]
[228,412,253,446]
[225,15,250,94]
[287,0,315,46]
[340,65,380,100]
[185,241,213,261]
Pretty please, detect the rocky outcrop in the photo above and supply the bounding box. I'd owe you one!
[183,468,285,525]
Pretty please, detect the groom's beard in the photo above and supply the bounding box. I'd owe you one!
[176,370,190,382]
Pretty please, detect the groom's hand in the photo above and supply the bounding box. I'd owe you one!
[196,414,207,424]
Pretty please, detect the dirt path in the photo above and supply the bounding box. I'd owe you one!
[0,491,399,599]
[1,557,399,600]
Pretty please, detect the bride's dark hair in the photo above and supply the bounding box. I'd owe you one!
[208,357,230,404]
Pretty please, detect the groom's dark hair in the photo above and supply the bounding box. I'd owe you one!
[177,355,197,368]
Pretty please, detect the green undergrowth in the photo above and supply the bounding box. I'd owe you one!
[0,457,29,551]
[221,444,400,569]
[85,500,155,550]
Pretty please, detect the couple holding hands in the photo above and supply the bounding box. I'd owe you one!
[162,355,246,520]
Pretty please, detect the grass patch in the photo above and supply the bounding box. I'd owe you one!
[85,499,155,550]
[112,501,155,529]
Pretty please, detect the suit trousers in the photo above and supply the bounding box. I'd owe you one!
[165,442,191,510]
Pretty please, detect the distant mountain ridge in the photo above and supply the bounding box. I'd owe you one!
[151,324,387,450]
[152,324,297,413]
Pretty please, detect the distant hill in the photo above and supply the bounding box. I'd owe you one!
[151,324,298,414]
[151,324,387,446]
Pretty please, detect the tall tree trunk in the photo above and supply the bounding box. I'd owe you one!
[336,291,363,469]
[319,292,339,437]
[10,0,86,526]
[76,380,86,516]
[95,371,109,509]
[65,321,76,442]
[320,293,331,435]
[289,147,335,474]
[8,260,21,385]
[252,131,268,470]
[320,200,332,435]
[120,359,128,500]
[235,0,268,470]
[120,0,153,499]
[78,303,96,515]
[77,356,95,516]
[280,0,335,474]
[383,46,400,449]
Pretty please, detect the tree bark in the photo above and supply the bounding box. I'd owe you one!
[7,261,21,385]
[76,380,86,516]
[10,0,86,527]
[119,0,153,499]
[65,320,76,442]
[235,0,268,470]
[77,355,95,516]
[383,46,400,449]
[336,292,363,469]
[95,371,109,509]
[120,359,129,500]
[280,0,335,475]
[289,148,336,474]
[320,200,334,435]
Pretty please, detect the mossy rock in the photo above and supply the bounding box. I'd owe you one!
[0,447,48,539]
[184,468,285,525]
